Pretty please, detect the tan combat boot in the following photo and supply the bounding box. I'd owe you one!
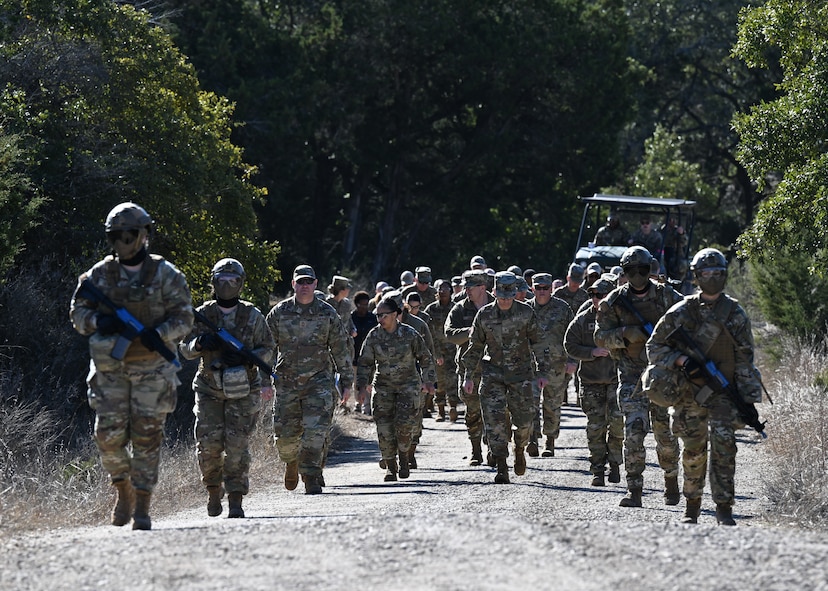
[436,404,446,422]
[682,497,702,524]
[384,458,398,482]
[207,485,223,517]
[494,457,510,484]
[526,435,539,458]
[469,438,483,466]
[284,461,299,491]
[664,475,681,506]
[398,451,410,479]
[227,492,244,518]
[514,447,526,476]
[132,489,152,530]
[111,479,134,527]
[619,487,643,508]
[716,504,736,526]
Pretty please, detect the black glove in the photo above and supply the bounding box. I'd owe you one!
[222,349,248,367]
[96,313,124,336]
[682,358,705,381]
[140,328,163,351]
[197,333,222,352]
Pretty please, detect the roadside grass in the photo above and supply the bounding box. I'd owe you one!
[0,408,351,534]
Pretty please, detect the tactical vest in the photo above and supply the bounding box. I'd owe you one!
[686,295,736,382]
[199,300,259,383]
[102,254,163,362]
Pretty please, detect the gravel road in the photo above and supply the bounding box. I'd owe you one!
[3,403,828,591]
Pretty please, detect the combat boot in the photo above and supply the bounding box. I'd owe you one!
[664,475,681,506]
[682,497,702,524]
[132,489,152,530]
[436,405,446,422]
[716,504,736,526]
[494,457,510,484]
[470,438,483,466]
[514,447,526,476]
[449,406,459,422]
[608,463,621,483]
[487,450,496,467]
[304,475,323,495]
[541,438,555,458]
[284,461,299,491]
[384,458,398,482]
[526,436,539,458]
[206,485,223,517]
[111,479,134,527]
[619,487,643,508]
[227,492,244,519]
[398,452,410,479]
[408,444,418,469]
[591,472,606,487]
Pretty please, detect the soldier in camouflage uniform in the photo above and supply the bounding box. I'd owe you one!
[401,266,437,307]
[553,264,589,406]
[660,217,689,282]
[528,273,574,458]
[425,280,459,422]
[180,258,274,518]
[628,216,664,263]
[646,248,763,525]
[462,272,550,483]
[357,297,436,481]
[594,246,682,508]
[445,270,495,465]
[265,265,353,495]
[594,213,630,246]
[564,276,623,486]
[326,275,357,410]
[70,202,193,530]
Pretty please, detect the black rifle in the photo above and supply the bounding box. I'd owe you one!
[77,279,181,368]
[193,308,277,381]
[616,293,654,335]
[670,324,767,438]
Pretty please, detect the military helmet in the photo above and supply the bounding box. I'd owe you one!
[620,246,653,268]
[690,248,728,272]
[105,202,153,232]
[691,248,728,295]
[211,257,245,301]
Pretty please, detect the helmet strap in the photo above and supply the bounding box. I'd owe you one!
[118,246,148,266]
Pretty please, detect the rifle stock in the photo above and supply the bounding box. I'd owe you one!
[193,308,277,381]
[78,279,181,368]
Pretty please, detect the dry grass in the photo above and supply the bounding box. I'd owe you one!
[0,407,355,534]
[761,333,828,527]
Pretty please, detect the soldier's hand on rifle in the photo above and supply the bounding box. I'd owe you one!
[95,313,124,336]
[622,325,648,344]
[196,333,222,352]
[682,357,705,381]
[222,349,248,367]
[139,328,164,351]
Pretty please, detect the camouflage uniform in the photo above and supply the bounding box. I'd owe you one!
[180,301,274,495]
[629,228,664,261]
[564,304,623,477]
[400,310,434,446]
[356,323,436,461]
[70,254,193,492]
[265,295,353,479]
[445,290,495,446]
[424,297,460,410]
[594,280,683,491]
[552,284,589,317]
[661,222,689,281]
[529,294,573,444]
[647,293,762,508]
[401,283,437,308]
[594,224,630,246]
[462,300,549,460]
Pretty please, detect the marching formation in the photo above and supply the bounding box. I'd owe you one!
[69,202,765,531]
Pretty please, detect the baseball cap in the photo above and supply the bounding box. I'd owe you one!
[532,272,553,287]
[462,270,488,288]
[587,262,602,276]
[494,271,518,298]
[293,265,316,281]
[568,263,584,279]
[470,255,487,269]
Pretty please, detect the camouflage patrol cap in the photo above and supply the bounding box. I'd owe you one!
[462,270,487,287]
[587,262,602,276]
[293,264,316,281]
[507,265,523,277]
[375,280,389,292]
[400,270,415,286]
[451,275,463,287]
[383,289,404,309]
[610,265,624,277]
[588,276,615,295]
[531,272,553,286]
[568,263,585,279]
[494,271,518,298]
[516,277,530,292]
[328,275,352,292]
[469,255,487,269]
[434,279,449,292]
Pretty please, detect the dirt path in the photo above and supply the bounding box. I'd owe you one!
[3,403,828,591]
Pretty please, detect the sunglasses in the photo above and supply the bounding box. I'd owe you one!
[408,305,421,311]
[623,265,651,278]
[698,269,726,279]
[533,285,552,291]
[106,229,140,244]
[295,278,315,285]
[376,311,394,320]
[588,292,606,299]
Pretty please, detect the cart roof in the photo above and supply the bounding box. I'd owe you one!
[579,194,696,208]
